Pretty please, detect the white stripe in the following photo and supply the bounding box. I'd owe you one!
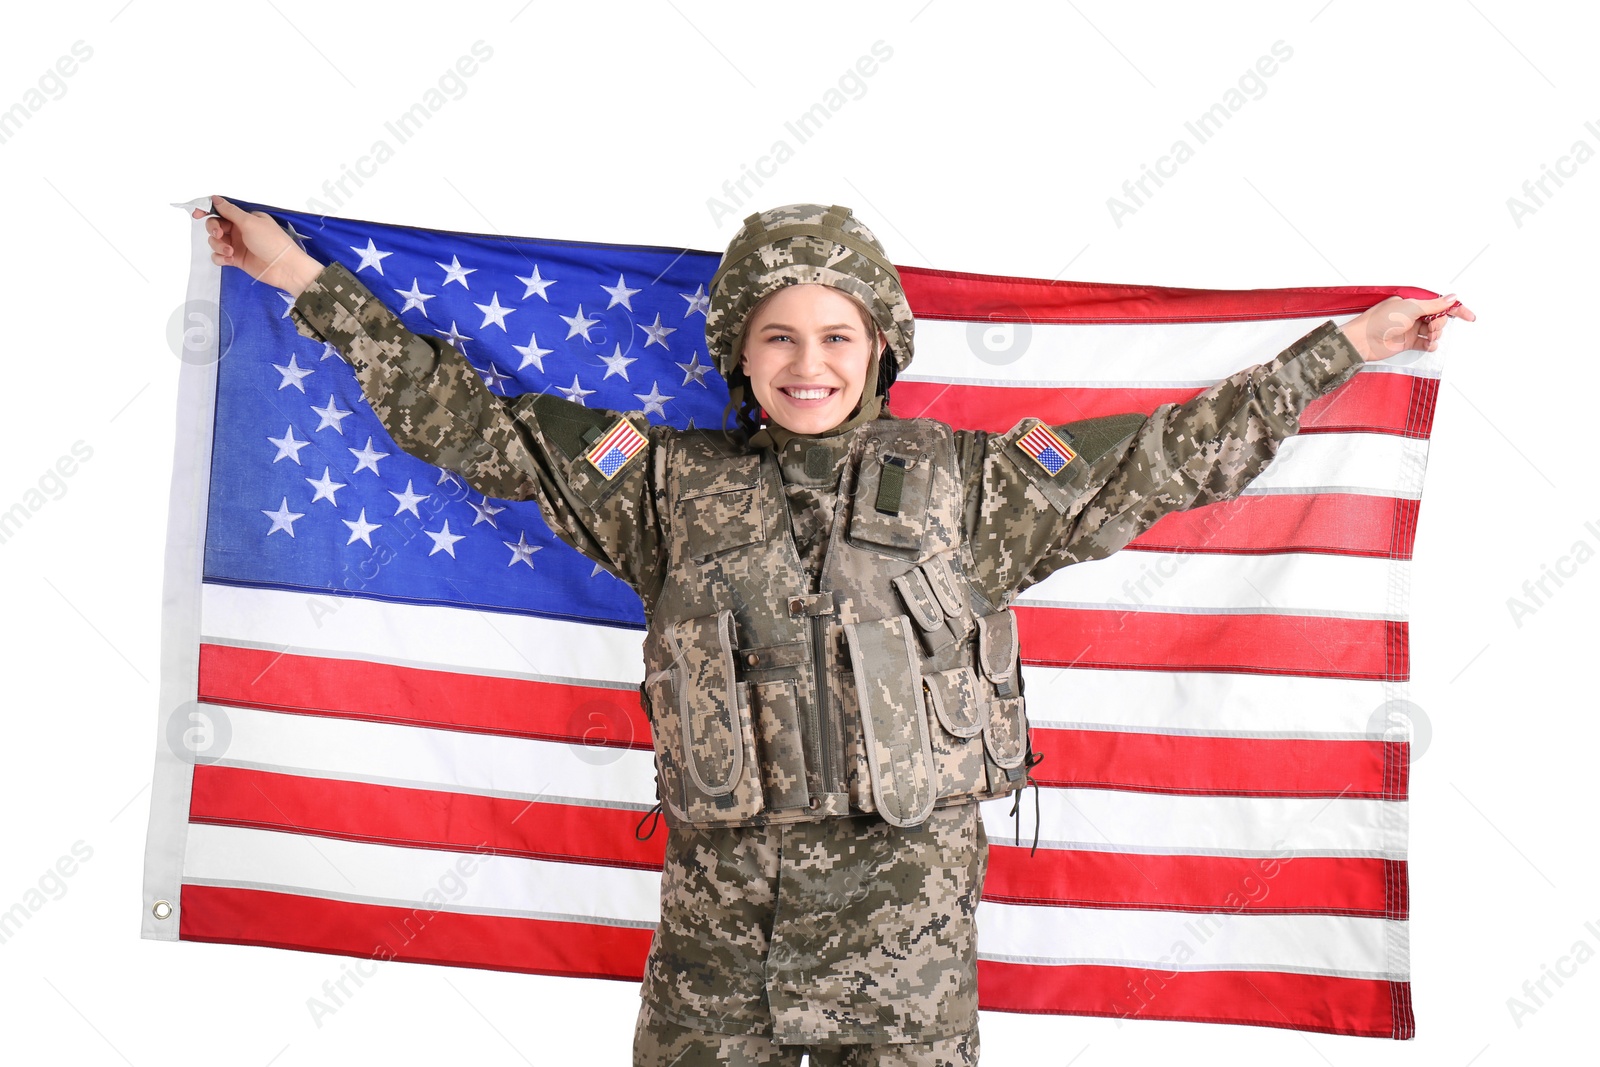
[909,314,1443,384]
[182,823,659,925]
[976,901,1406,979]
[208,703,1407,855]
[201,583,645,686]
[1019,549,1404,619]
[1019,667,1398,739]
[1241,432,1429,499]
[205,703,657,808]
[981,789,1406,858]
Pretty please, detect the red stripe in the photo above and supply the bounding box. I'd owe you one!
[1125,493,1418,559]
[188,765,667,870]
[983,848,1405,918]
[900,266,1435,323]
[589,420,646,460]
[977,961,1412,1039]
[176,885,1411,1037]
[894,370,1427,438]
[188,767,1405,918]
[1030,729,1402,799]
[199,644,651,747]
[1016,607,1405,680]
[590,421,633,455]
[179,884,650,982]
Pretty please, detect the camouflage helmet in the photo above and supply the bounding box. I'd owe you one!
[705,204,915,379]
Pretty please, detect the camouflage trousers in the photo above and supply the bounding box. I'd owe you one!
[638,802,989,1050]
[632,999,980,1066]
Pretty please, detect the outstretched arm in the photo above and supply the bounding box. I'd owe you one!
[194,196,666,591]
[959,299,1473,605]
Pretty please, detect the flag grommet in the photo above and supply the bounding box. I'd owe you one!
[152,899,173,920]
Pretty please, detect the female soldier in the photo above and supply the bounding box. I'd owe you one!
[197,195,1470,1066]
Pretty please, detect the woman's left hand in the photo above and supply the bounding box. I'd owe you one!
[1340,294,1476,363]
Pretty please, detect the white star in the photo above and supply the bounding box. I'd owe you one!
[514,332,554,373]
[516,264,556,301]
[351,239,393,275]
[262,498,304,537]
[394,278,436,315]
[349,437,390,475]
[425,520,465,558]
[437,255,476,288]
[560,305,600,342]
[475,292,515,331]
[311,395,354,434]
[435,321,471,352]
[680,284,710,318]
[504,531,542,568]
[557,375,595,405]
[389,479,428,517]
[676,353,712,387]
[278,292,295,319]
[343,508,381,546]
[306,467,347,505]
[268,425,310,464]
[284,220,310,248]
[639,312,677,349]
[274,353,314,392]
[470,498,505,527]
[479,362,513,392]
[601,274,642,310]
[633,381,674,418]
[589,562,610,578]
[437,468,463,489]
[599,343,636,381]
[316,341,340,362]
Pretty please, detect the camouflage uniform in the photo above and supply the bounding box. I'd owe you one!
[287,204,1364,1063]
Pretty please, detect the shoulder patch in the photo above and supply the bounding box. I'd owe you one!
[1015,422,1078,476]
[585,418,648,480]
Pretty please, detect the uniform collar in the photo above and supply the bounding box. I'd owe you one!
[771,430,857,488]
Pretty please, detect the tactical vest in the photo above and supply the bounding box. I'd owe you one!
[640,417,1032,831]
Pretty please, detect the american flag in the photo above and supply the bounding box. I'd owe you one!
[143,197,1438,1039]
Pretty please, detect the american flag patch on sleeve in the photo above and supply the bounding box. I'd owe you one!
[1016,422,1078,476]
[584,418,648,480]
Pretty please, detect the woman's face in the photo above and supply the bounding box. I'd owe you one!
[739,284,879,436]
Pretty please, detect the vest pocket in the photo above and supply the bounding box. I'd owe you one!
[681,484,765,561]
[848,452,932,555]
[983,696,1028,772]
[892,568,957,656]
[919,554,972,634]
[654,611,764,824]
[842,616,937,828]
[750,679,810,812]
[923,667,988,799]
[924,667,984,738]
[976,610,1021,699]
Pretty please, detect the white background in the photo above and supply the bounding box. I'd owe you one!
[1,1,1593,1064]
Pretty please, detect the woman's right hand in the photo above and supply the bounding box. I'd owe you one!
[192,195,324,298]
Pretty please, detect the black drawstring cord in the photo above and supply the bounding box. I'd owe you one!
[635,800,662,842]
[1008,750,1046,857]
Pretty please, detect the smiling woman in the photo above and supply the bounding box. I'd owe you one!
[739,284,881,437]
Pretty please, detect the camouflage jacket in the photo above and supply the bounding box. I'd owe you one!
[289,259,1364,824]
